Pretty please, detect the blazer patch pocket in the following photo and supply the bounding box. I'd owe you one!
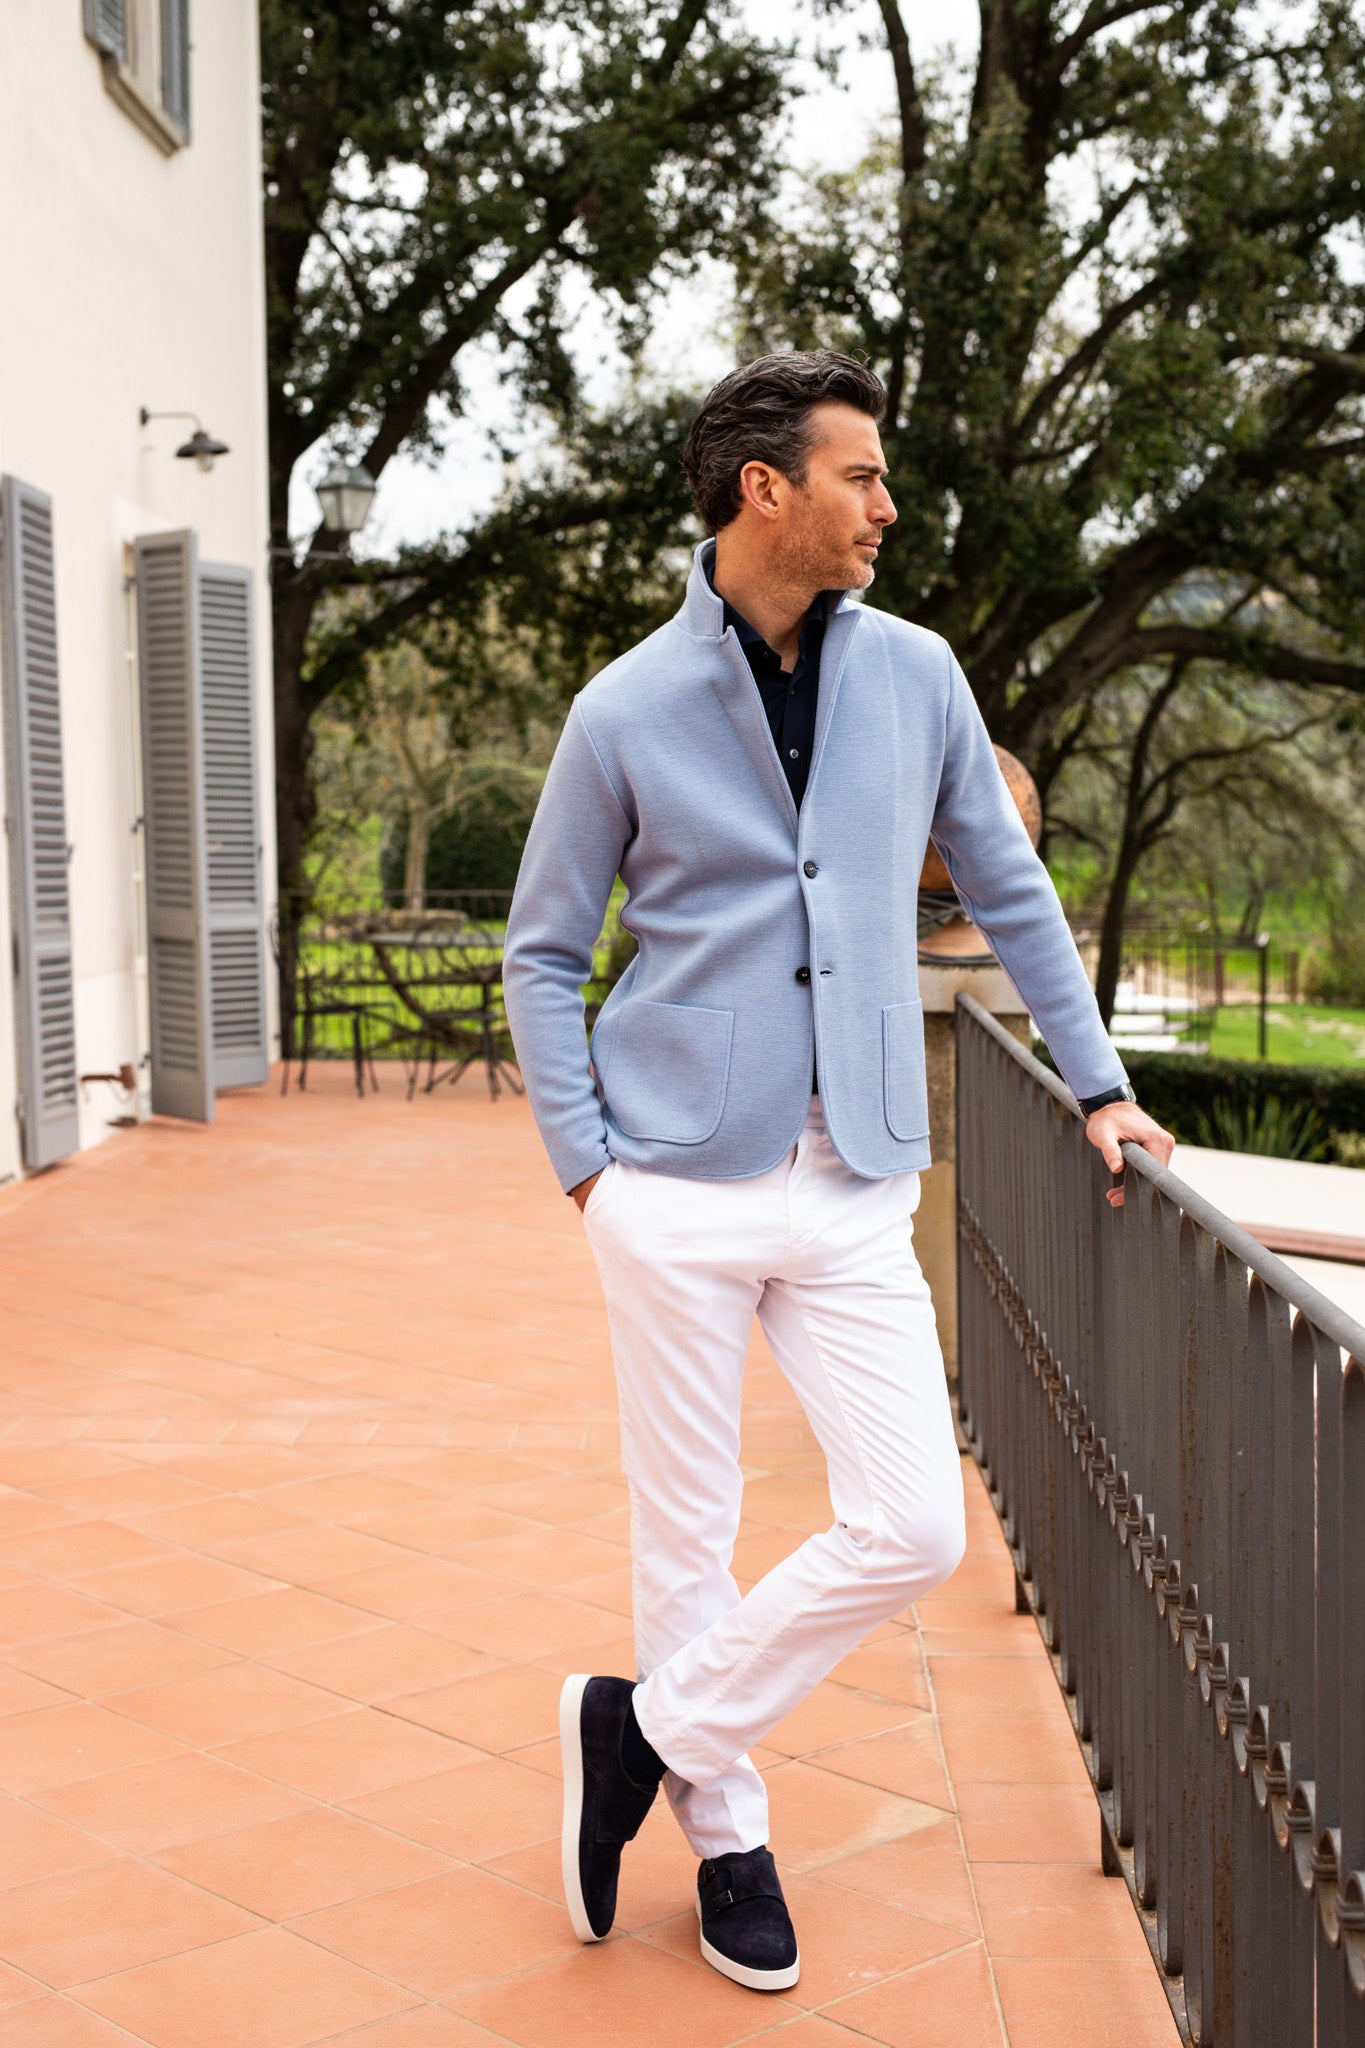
[882,999,930,1143]
[603,1000,734,1145]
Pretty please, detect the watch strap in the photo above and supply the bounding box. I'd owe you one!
[1077,1082,1137,1116]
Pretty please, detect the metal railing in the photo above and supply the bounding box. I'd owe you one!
[955,994,1365,2047]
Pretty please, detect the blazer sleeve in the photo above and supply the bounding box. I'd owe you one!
[929,649,1130,1106]
[502,699,633,1192]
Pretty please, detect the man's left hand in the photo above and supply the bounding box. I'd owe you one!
[1085,1102,1175,1207]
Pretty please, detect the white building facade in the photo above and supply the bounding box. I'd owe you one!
[0,0,276,1182]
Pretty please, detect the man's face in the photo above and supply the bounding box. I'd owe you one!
[760,401,897,591]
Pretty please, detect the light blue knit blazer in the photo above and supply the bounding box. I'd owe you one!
[503,541,1127,1192]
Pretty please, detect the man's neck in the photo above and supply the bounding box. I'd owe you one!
[710,534,821,670]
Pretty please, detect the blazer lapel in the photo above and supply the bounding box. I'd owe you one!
[708,637,799,835]
[804,600,861,803]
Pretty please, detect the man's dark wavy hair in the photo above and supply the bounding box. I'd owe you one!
[681,351,886,534]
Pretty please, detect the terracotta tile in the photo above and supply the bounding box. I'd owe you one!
[0,1498,82,1541]
[385,1664,560,1752]
[257,1471,440,1523]
[476,1472,625,1527]
[993,1957,1180,2047]
[0,1451,128,1492]
[738,2020,888,2046]
[219,1708,476,1800]
[75,1925,415,2048]
[31,1752,303,1852]
[815,1718,954,1812]
[559,1565,634,1618]
[154,1806,452,1919]
[6,1621,233,1698]
[0,1703,184,1795]
[121,1496,306,1550]
[0,1959,45,2009]
[928,1654,1067,1719]
[165,1586,377,1654]
[311,1558,499,1621]
[938,1712,1091,1788]
[437,1591,627,1662]
[825,1941,1004,2047]
[214,1523,417,1585]
[0,1523,163,1580]
[459,1526,624,1588]
[349,1501,534,1557]
[765,1685,919,1758]
[0,1858,257,1987]
[0,1797,114,1887]
[266,1623,496,1702]
[0,1997,149,2045]
[452,1935,800,2047]
[819,1818,979,1935]
[163,1448,332,1491]
[971,1861,1152,1961]
[77,1554,284,1619]
[917,1552,1016,1608]
[0,1585,122,1649]
[954,1782,1104,1863]
[299,1866,579,1999]
[110,1661,342,1747]
[318,2013,508,2048]
[829,1633,932,1708]
[0,1670,71,1717]
[345,1754,562,1862]
[32,1470,215,1519]
[764,1761,947,1871]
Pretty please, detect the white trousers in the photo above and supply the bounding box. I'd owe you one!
[583,1097,966,1859]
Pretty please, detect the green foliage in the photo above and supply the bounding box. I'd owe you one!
[739,0,1365,775]
[1189,1094,1328,1161]
[1115,1049,1365,1147]
[1330,1130,1365,1168]
[383,785,536,896]
[1303,908,1365,1008]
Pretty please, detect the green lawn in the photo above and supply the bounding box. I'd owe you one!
[1204,1004,1365,1067]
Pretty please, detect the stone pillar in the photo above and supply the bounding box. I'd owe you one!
[918,961,1031,1384]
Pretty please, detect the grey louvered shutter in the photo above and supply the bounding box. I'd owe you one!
[1,478,79,1169]
[84,0,127,60]
[161,0,190,135]
[198,562,268,1089]
[135,531,213,1123]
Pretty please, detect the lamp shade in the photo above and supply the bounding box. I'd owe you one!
[316,462,377,536]
[174,428,230,473]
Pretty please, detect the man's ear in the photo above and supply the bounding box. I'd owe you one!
[737,459,785,521]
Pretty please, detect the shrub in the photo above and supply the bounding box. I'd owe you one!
[1303,932,1365,1008]
[1034,1046,1365,1147]
[1330,1130,1365,1169]
[1190,1094,1327,1161]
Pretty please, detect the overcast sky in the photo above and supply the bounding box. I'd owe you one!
[293,0,981,552]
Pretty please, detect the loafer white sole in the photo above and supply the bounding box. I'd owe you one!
[559,1672,598,1943]
[696,1897,800,1990]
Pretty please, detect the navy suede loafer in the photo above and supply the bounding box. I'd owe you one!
[696,1845,800,1990]
[559,1674,660,1941]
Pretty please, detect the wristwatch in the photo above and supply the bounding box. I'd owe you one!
[1077,1082,1137,1116]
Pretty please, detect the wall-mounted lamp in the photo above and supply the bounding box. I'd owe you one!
[315,461,377,538]
[139,408,231,472]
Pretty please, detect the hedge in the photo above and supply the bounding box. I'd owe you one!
[1036,1046,1365,1143]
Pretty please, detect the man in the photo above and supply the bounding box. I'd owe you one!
[502,350,1173,1991]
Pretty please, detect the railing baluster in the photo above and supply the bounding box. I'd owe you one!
[952,994,1365,2048]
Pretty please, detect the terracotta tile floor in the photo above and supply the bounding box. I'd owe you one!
[0,1068,1179,2047]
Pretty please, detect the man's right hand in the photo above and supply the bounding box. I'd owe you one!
[570,1171,603,1213]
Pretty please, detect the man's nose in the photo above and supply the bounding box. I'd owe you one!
[873,484,897,527]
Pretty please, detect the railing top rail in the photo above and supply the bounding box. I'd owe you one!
[956,990,1365,1362]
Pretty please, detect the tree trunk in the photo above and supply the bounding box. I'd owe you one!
[270,573,322,1059]
[1094,839,1144,1029]
[404,803,431,913]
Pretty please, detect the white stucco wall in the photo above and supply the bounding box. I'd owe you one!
[0,1,274,1179]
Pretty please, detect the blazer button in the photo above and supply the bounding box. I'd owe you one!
[795,967,811,984]
[803,860,818,878]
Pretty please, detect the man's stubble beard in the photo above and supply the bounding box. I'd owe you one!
[777,502,875,597]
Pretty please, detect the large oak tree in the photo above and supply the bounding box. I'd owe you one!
[261,0,788,995]
[737,0,1365,804]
